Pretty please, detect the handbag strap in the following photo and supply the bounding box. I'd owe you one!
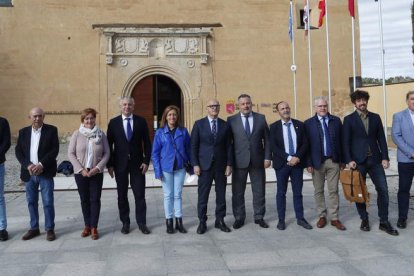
[350,169,355,197]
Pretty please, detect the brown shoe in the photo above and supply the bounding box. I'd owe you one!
[46,230,56,241]
[81,226,91,237]
[331,220,346,231]
[91,228,99,240]
[22,229,40,240]
[316,217,327,228]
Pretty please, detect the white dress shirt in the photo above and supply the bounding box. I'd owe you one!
[122,114,133,139]
[240,112,253,133]
[282,120,297,161]
[30,126,42,165]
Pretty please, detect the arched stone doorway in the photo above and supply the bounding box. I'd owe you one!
[131,74,182,140]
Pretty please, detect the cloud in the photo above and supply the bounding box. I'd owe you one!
[358,0,414,78]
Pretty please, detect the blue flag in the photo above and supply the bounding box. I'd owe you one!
[288,4,293,41]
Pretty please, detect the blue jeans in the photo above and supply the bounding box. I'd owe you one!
[0,163,6,230]
[25,175,55,230]
[161,169,186,219]
[356,157,389,222]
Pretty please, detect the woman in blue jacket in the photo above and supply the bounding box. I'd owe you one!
[152,105,192,234]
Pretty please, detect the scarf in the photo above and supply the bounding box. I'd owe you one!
[78,124,103,143]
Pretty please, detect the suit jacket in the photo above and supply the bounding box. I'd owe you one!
[15,124,59,182]
[68,129,110,173]
[343,110,389,165]
[391,108,414,163]
[304,113,343,169]
[107,114,151,170]
[0,117,11,164]
[269,119,308,169]
[227,112,270,169]
[191,117,233,171]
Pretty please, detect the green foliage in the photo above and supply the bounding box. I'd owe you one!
[362,76,414,85]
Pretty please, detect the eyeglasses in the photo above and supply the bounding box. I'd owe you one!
[207,105,220,109]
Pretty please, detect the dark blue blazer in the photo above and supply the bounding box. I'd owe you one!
[269,119,308,169]
[0,117,11,164]
[15,124,59,182]
[191,117,233,171]
[304,113,343,169]
[343,111,389,164]
[107,114,152,170]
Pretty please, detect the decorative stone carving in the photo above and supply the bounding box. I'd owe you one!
[119,58,128,67]
[187,60,195,68]
[96,25,213,65]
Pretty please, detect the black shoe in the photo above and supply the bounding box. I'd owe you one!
[379,221,399,236]
[175,218,187,234]
[297,219,313,230]
[397,218,407,229]
[254,219,269,228]
[277,220,286,231]
[197,222,207,234]
[166,218,174,234]
[46,230,56,241]
[215,219,231,233]
[0,229,8,241]
[22,229,40,240]
[121,223,130,234]
[360,219,370,232]
[138,224,150,234]
[233,219,244,229]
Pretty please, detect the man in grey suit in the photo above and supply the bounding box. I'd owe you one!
[227,94,271,229]
[391,90,414,229]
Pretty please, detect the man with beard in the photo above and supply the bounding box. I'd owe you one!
[343,90,398,236]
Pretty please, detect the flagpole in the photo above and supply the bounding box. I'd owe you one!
[352,16,356,92]
[306,0,313,116]
[377,0,388,141]
[325,0,332,112]
[290,0,298,118]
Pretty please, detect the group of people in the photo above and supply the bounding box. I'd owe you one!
[0,89,413,242]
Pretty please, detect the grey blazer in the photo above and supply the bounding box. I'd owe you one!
[392,108,414,163]
[227,112,271,169]
[68,129,110,173]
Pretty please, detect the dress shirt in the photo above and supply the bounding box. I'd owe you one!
[208,116,218,132]
[410,109,414,126]
[30,126,42,164]
[85,139,93,169]
[122,114,134,139]
[240,112,253,133]
[317,115,329,156]
[282,120,297,161]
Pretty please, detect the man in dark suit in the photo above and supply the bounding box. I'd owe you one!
[15,107,59,241]
[270,101,312,230]
[0,116,11,241]
[343,90,398,235]
[391,90,414,229]
[191,99,233,234]
[305,96,346,231]
[227,94,271,229]
[107,97,152,235]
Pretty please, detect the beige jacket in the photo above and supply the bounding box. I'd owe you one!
[68,129,110,173]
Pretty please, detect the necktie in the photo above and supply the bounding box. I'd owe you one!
[286,122,295,155]
[212,119,217,141]
[244,115,251,137]
[126,117,132,141]
[322,116,332,156]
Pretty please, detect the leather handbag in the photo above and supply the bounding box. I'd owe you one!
[339,169,369,204]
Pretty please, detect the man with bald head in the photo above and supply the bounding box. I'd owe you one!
[15,107,59,241]
[191,99,233,234]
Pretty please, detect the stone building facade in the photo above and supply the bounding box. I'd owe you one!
[0,0,360,137]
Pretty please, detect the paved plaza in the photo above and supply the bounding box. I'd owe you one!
[1,149,413,275]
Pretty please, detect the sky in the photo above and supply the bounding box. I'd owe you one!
[358,0,414,78]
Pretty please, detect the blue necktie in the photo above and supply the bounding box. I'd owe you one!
[285,122,295,155]
[322,116,332,156]
[244,115,251,137]
[126,117,132,141]
[212,119,217,141]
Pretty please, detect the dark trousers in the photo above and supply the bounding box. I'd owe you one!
[356,156,389,222]
[115,161,147,225]
[75,173,103,228]
[275,164,304,220]
[232,166,266,221]
[197,162,227,222]
[397,162,414,219]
